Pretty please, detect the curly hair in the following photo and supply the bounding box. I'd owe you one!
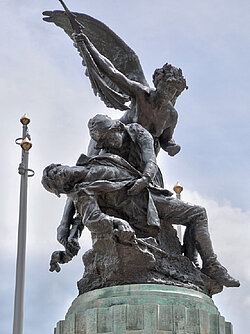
[41,163,62,197]
[152,63,187,92]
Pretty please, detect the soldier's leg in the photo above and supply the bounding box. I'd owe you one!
[153,195,240,287]
[76,192,135,245]
[154,197,216,263]
[183,226,200,268]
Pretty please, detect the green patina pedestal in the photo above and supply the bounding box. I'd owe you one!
[54,284,232,334]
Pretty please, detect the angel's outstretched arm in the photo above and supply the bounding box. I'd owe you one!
[74,33,147,98]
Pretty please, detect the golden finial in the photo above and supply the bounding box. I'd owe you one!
[173,182,183,197]
[20,114,30,125]
[21,137,32,151]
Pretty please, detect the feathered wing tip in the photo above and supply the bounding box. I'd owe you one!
[88,68,130,111]
[43,10,149,110]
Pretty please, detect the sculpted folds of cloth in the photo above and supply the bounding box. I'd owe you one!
[42,1,240,297]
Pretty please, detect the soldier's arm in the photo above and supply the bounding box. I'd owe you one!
[127,124,158,195]
[57,197,75,247]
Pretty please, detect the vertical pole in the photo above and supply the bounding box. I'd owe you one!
[173,182,183,243]
[13,115,33,334]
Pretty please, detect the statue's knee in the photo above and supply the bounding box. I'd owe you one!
[193,205,206,216]
[187,205,207,226]
[200,205,206,213]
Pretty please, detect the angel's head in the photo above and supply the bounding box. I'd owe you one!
[153,63,187,100]
[88,114,125,149]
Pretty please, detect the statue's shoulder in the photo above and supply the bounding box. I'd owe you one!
[126,122,147,133]
[126,122,152,136]
[125,123,153,146]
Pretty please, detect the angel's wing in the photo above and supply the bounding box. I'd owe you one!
[43,10,149,110]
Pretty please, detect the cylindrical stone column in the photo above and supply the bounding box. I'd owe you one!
[54,284,233,334]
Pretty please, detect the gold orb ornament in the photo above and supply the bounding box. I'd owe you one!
[21,137,32,151]
[20,114,30,125]
[173,182,183,195]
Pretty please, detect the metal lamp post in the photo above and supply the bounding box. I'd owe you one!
[173,182,183,242]
[13,114,34,334]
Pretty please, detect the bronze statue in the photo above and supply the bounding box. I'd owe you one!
[42,116,239,294]
[42,2,240,297]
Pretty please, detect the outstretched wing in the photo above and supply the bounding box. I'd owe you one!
[43,10,149,110]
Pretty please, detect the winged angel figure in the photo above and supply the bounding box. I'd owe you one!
[42,4,241,292]
[43,1,187,159]
[43,1,190,267]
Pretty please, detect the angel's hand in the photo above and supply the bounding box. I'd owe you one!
[127,176,149,196]
[72,32,88,45]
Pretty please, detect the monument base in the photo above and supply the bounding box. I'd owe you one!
[54,284,232,334]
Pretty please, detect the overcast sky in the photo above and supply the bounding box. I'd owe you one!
[1,1,249,333]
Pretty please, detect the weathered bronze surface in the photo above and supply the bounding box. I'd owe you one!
[42,2,239,297]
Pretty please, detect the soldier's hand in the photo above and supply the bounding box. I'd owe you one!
[127,176,148,196]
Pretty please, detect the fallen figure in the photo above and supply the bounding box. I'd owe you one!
[42,153,239,290]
